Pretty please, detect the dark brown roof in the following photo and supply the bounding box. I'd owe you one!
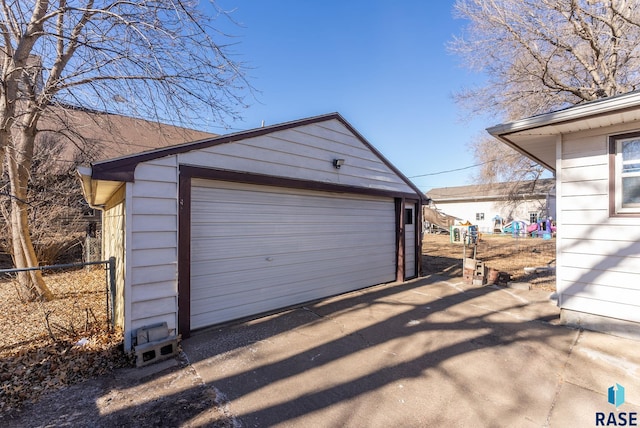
[38,105,216,163]
[426,178,555,202]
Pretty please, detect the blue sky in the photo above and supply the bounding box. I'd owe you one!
[209,1,492,192]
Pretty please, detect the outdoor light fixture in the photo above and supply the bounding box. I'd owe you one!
[333,158,345,169]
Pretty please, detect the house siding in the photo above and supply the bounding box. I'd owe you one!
[127,156,179,348]
[102,185,126,328]
[177,120,415,193]
[431,199,549,233]
[558,124,640,324]
[121,117,418,349]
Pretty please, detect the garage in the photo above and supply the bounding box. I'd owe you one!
[78,113,425,350]
[189,179,396,330]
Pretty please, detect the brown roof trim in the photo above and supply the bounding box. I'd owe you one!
[180,165,421,200]
[177,171,192,338]
[335,115,427,201]
[90,112,426,201]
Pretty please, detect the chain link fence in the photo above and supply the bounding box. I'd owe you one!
[0,258,115,353]
[0,258,132,413]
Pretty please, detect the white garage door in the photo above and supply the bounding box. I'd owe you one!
[190,179,397,330]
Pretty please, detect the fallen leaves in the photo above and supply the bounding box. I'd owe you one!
[0,268,134,412]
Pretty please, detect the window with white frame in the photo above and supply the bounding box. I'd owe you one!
[475,212,484,221]
[610,133,640,215]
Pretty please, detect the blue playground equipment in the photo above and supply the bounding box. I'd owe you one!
[503,220,526,237]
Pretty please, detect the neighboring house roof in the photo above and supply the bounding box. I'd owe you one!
[426,178,555,203]
[80,112,426,206]
[486,90,640,170]
[38,104,216,163]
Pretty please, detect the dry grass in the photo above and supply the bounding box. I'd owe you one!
[0,268,132,412]
[422,233,556,291]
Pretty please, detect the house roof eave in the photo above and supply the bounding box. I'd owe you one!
[487,90,640,136]
[77,166,125,208]
[487,90,640,174]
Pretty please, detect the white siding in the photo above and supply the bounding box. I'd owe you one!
[189,179,396,330]
[102,185,126,329]
[432,198,550,233]
[127,156,179,347]
[557,125,640,323]
[178,120,415,193]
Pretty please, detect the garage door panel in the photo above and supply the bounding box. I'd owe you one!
[191,228,395,262]
[191,223,394,239]
[192,232,394,263]
[192,200,392,216]
[192,252,394,297]
[191,206,385,223]
[191,232,394,257]
[191,251,396,299]
[191,262,396,315]
[192,250,395,280]
[190,180,397,330]
[193,182,392,206]
[190,263,396,329]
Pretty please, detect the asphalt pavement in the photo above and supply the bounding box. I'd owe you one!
[3,275,639,427]
[181,275,640,427]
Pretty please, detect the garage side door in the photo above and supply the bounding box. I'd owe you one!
[190,179,397,330]
[404,203,417,279]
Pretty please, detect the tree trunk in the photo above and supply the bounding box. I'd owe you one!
[9,197,53,301]
[6,138,54,301]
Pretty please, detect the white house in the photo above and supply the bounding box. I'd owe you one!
[78,113,425,350]
[426,179,556,233]
[488,91,640,339]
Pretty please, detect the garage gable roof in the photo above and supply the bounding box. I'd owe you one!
[86,112,425,200]
[487,90,640,172]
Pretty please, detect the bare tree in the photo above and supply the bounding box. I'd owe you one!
[0,134,85,268]
[468,136,545,184]
[1,0,250,300]
[450,0,640,183]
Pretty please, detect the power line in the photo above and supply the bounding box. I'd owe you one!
[408,153,521,178]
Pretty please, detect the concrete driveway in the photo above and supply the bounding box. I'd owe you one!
[181,275,640,427]
[3,275,639,427]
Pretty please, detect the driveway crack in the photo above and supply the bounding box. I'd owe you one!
[544,328,583,427]
[179,351,240,427]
